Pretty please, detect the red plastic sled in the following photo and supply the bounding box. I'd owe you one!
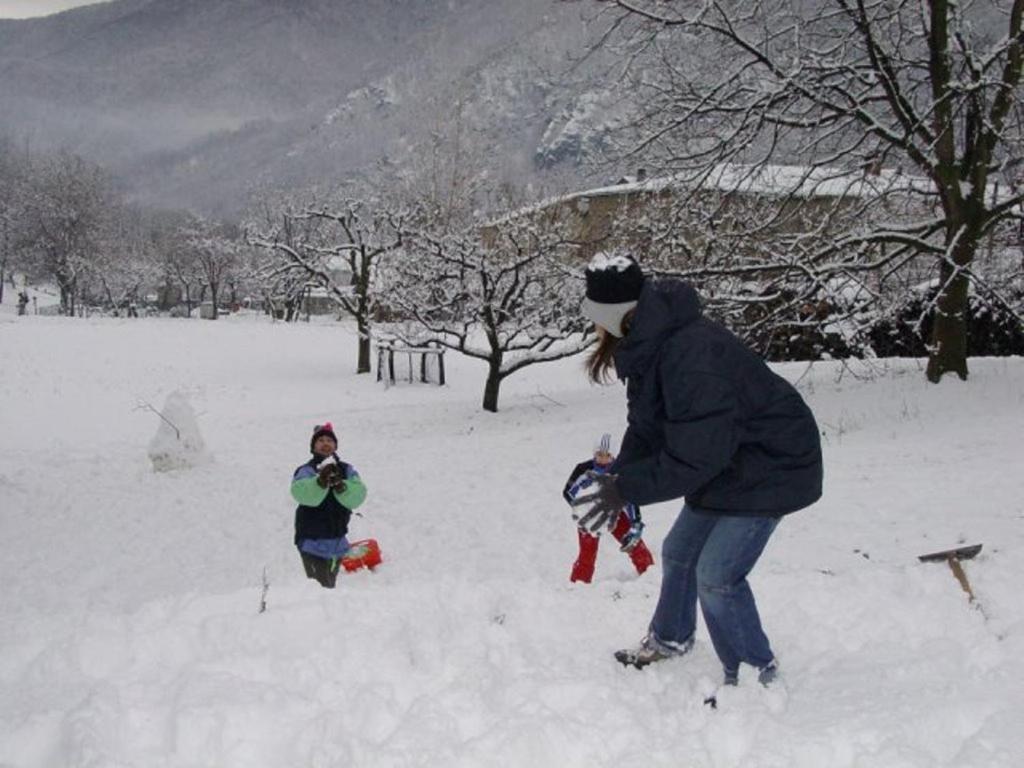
[341,539,382,572]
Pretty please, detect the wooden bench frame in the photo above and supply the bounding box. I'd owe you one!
[376,341,446,387]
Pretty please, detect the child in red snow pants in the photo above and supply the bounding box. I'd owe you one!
[563,434,654,584]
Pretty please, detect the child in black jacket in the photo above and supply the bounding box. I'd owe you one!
[291,422,368,588]
[562,434,654,583]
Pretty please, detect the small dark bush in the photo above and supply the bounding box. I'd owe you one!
[868,287,1024,358]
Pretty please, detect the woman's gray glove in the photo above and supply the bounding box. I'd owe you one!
[570,472,626,533]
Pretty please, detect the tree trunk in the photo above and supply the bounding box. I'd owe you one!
[60,280,76,317]
[926,241,973,382]
[1,218,6,304]
[357,318,371,374]
[1,218,8,304]
[482,357,503,413]
[210,284,219,320]
[103,282,115,312]
[355,247,372,374]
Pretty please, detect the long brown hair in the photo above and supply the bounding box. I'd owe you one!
[586,310,634,384]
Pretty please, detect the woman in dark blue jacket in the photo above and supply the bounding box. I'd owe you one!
[574,253,822,686]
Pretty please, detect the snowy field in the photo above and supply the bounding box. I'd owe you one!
[1,307,1023,768]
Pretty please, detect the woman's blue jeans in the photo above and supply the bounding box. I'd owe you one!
[650,504,779,672]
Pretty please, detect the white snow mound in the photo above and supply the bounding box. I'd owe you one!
[146,391,210,471]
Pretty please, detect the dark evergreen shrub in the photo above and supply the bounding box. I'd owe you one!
[868,286,1024,357]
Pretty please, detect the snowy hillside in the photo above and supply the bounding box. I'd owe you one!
[0,0,615,213]
[1,310,1022,767]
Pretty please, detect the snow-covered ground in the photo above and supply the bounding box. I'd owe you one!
[1,309,1022,768]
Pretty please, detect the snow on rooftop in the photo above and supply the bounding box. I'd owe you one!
[576,163,937,201]
[483,163,942,228]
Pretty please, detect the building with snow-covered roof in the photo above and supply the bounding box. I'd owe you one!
[486,163,928,267]
[488,162,1016,279]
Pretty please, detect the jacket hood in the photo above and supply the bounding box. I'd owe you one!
[614,280,703,379]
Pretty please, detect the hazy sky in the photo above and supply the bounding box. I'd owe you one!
[0,0,105,18]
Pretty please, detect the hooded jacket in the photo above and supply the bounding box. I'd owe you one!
[612,280,822,516]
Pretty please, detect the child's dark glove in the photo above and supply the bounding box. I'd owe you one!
[570,473,626,534]
[329,475,347,493]
[317,463,339,488]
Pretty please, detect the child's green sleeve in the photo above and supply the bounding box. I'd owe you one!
[291,474,329,506]
[335,475,367,509]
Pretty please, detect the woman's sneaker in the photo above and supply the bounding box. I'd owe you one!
[757,659,779,687]
[614,633,693,669]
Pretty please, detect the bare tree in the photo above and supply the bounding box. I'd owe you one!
[591,0,1024,381]
[387,207,594,413]
[599,169,915,359]
[252,249,315,322]
[397,94,483,231]
[20,151,114,315]
[90,206,160,315]
[149,212,205,316]
[164,239,205,316]
[184,217,242,320]
[0,137,27,305]
[248,197,408,373]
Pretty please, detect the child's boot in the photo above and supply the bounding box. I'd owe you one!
[571,530,599,583]
[611,512,654,574]
[628,539,654,575]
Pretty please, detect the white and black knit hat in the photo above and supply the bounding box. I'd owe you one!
[582,251,644,337]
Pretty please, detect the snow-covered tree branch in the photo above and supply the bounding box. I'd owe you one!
[247,196,409,373]
[386,206,595,412]
[18,151,115,315]
[182,218,243,320]
[592,0,1024,379]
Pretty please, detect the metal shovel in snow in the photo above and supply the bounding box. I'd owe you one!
[918,543,983,604]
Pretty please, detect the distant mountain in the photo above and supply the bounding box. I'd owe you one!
[0,0,625,214]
